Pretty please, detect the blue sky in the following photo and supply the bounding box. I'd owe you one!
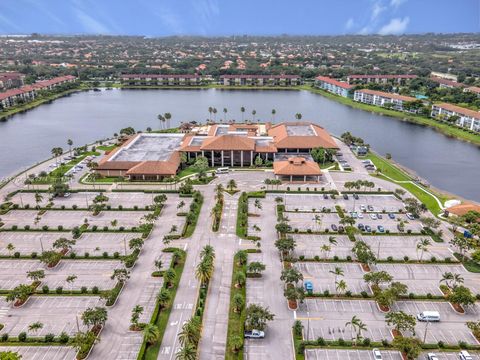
[0,0,478,36]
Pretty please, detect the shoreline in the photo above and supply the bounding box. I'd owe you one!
[2,82,478,147]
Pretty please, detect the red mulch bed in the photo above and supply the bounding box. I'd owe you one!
[392,329,402,338]
[378,304,390,312]
[451,302,465,313]
[288,299,298,310]
[14,298,27,307]
[361,263,371,272]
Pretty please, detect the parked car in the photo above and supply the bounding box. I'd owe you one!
[459,350,473,360]
[323,194,329,199]
[331,224,338,231]
[343,164,352,170]
[365,225,372,233]
[370,213,378,220]
[377,225,385,233]
[358,223,365,231]
[330,194,335,199]
[417,311,440,322]
[244,330,265,339]
[360,205,366,212]
[350,212,358,218]
[353,194,359,200]
[343,194,349,200]
[368,205,374,211]
[304,281,313,292]
[406,213,415,220]
[377,214,383,219]
[338,225,345,232]
[357,213,364,219]
[372,348,382,360]
[388,213,395,219]
[426,353,439,360]
[397,224,405,232]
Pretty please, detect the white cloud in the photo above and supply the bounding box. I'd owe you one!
[156,8,184,34]
[345,18,355,30]
[390,0,407,8]
[371,1,386,20]
[192,0,220,34]
[75,8,112,34]
[378,16,410,35]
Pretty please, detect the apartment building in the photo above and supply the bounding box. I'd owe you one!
[219,75,302,86]
[120,74,204,86]
[347,74,417,85]
[431,103,480,132]
[0,72,25,91]
[314,76,353,97]
[353,89,417,112]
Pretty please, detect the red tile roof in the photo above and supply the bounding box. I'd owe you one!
[348,74,417,79]
[273,156,322,176]
[433,103,480,119]
[220,74,299,79]
[430,76,465,88]
[121,74,201,79]
[315,76,353,89]
[268,122,338,149]
[200,135,256,151]
[465,86,480,94]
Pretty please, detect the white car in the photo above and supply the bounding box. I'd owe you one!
[459,350,473,360]
[372,348,382,360]
[370,213,378,220]
[427,353,438,360]
[360,205,366,211]
[406,213,415,220]
[357,213,364,219]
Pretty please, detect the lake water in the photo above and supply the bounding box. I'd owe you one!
[1,88,479,201]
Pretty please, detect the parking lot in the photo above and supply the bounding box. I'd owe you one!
[305,349,403,360]
[297,298,480,344]
[0,231,141,256]
[0,346,76,360]
[295,262,369,294]
[292,234,352,259]
[358,235,454,261]
[287,212,341,232]
[373,263,480,295]
[0,296,104,336]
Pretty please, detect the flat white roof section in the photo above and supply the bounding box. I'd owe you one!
[110,134,184,162]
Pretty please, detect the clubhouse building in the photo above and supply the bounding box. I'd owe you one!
[97,122,338,182]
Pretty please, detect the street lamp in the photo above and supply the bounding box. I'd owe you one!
[423,320,430,343]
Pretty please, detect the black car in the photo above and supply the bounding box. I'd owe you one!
[353,194,359,200]
[358,223,365,231]
[331,224,338,231]
[323,194,329,199]
[338,225,345,232]
[343,194,349,200]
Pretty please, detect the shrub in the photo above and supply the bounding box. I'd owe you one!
[316,337,326,346]
[81,286,87,294]
[56,286,63,294]
[1,333,8,341]
[363,338,371,346]
[70,252,76,259]
[42,285,49,293]
[44,333,55,342]
[323,290,330,297]
[345,291,352,297]
[31,252,37,259]
[430,256,437,263]
[346,255,352,261]
[409,292,415,299]
[445,257,451,263]
[299,255,305,260]
[58,225,63,231]
[403,256,409,262]
[438,341,445,348]
[92,225,98,231]
[387,256,393,262]
[84,252,90,258]
[42,225,49,231]
[18,332,27,342]
[459,341,468,349]
[333,256,339,261]
[12,225,18,230]
[103,226,108,231]
[59,332,69,344]
[338,338,345,346]
[72,205,78,210]
[381,339,389,347]
[102,251,108,258]
[24,225,30,230]
[119,226,125,231]
[113,252,120,259]
[92,286,99,294]
[61,205,66,210]
[314,255,320,261]
[118,205,123,210]
[361,291,368,298]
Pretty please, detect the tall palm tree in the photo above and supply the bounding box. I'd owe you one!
[223,108,228,122]
[164,112,172,129]
[251,109,256,122]
[178,316,201,347]
[345,315,367,342]
[67,139,73,154]
[328,236,337,246]
[240,106,245,122]
[295,113,302,120]
[200,245,215,262]
[329,266,344,286]
[212,107,217,121]
[452,273,465,289]
[157,114,165,129]
[271,109,276,122]
[320,244,331,260]
[195,259,213,286]
[208,106,213,122]
[336,280,347,295]
[416,238,431,261]
[440,272,454,289]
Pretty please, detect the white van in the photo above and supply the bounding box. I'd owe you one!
[215,167,229,174]
[416,311,440,322]
[459,350,473,360]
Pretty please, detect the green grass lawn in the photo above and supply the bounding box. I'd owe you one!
[96,144,117,152]
[365,152,448,216]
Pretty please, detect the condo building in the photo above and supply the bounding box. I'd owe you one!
[431,103,480,132]
[353,89,417,112]
[314,76,353,98]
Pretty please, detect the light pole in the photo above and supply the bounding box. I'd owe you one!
[423,320,430,343]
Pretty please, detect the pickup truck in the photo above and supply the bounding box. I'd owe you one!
[244,330,265,339]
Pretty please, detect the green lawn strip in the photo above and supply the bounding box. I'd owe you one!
[182,191,204,238]
[48,151,101,178]
[236,191,265,239]
[454,253,480,273]
[301,85,480,146]
[139,249,186,360]
[293,332,306,360]
[96,145,117,152]
[225,252,247,360]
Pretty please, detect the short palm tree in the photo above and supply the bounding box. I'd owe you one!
[336,280,347,295]
[329,266,344,285]
[143,324,160,344]
[271,109,276,122]
[416,238,431,261]
[195,259,213,286]
[178,316,201,347]
[240,106,245,122]
[157,288,170,309]
[175,343,197,360]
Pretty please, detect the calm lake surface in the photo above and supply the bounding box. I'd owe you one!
[1,88,479,201]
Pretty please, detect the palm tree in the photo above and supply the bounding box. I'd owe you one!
[6,243,15,256]
[200,245,215,262]
[208,106,213,122]
[452,273,465,289]
[143,324,160,344]
[51,147,63,165]
[175,343,197,360]
[336,280,348,295]
[328,236,337,246]
[164,112,172,129]
[230,334,243,352]
[227,179,237,191]
[240,106,245,122]
[295,113,302,120]
[157,288,171,309]
[329,266,344,287]
[195,259,213,286]
[66,275,77,292]
[320,244,331,260]
[416,238,431,261]
[271,109,276,122]
[345,315,367,342]
[157,114,165,130]
[130,305,144,329]
[28,321,43,334]
[223,108,228,122]
[67,139,73,154]
[251,109,256,122]
[212,107,217,121]
[440,272,454,289]
[178,316,201,347]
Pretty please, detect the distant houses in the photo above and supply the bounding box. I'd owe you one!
[0,75,77,109]
[429,76,465,89]
[353,89,418,112]
[314,76,353,98]
[0,72,25,91]
[219,75,302,86]
[431,103,480,132]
